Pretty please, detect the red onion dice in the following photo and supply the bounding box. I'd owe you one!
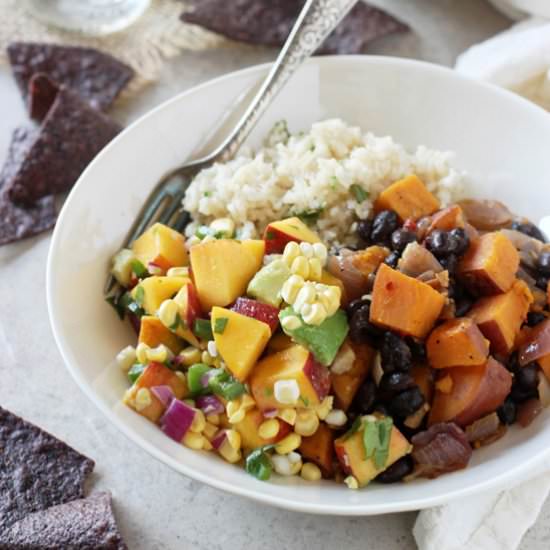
[196,395,224,415]
[151,385,175,408]
[160,399,196,442]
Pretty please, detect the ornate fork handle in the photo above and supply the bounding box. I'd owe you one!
[213,0,358,164]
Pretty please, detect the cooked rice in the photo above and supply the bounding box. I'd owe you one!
[183,119,465,244]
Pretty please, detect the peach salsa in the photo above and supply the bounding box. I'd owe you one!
[108,175,550,488]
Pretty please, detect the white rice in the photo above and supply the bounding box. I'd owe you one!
[183,119,465,244]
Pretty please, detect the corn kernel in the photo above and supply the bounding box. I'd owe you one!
[274,379,300,405]
[277,408,297,426]
[219,445,242,464]
[308,257,323,281]
[190,409,206,433]
[299,242,314,258]
[325,409,347,427]
[289,459,303,475]
[301,462,322,482]
[293,283,316,311]
[207,340,218,358]
[344,476,359,490]
[275,433,302,455]
[315,396,334,420]
[206,413,220,425]
[202,439,213,451]
[146,344,172,363]
[166,266,190,278]
[290,256,310,279]
[179,346,201,367]
[203,422,219,439]
[226,429,242,450]
[157,299,179,330]
[135,388,152,412]
[281,275,304,304]
[182,431,206,450]
[281,315,302,331]
[294,409,320,437]
[287,451,301,464]
[302,302,327,326]
[116,345,136,371]
[312,243,328,264]
[272,454,292,476]
[258,418,280,440]
[283,241,301,266]
[240,394,256,411]
[210,217,235,238]
[201,351,214,365]
[135,342,149,364]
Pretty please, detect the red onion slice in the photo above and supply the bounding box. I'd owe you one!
[196,394,224,415]
[160,399,196,442]
[519,320,550,366]
[151,385,175,408]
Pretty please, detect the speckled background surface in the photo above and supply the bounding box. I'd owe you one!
[1,1,549,548]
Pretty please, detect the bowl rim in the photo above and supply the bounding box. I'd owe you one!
[47,55,550,515]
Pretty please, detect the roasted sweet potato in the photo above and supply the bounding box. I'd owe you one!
[538,355,550,383]
[427,317,490,369]
[458,232,519,295]
[351,246,390,278]
[411,364,435,404]
[331,341,375,411]
[429,357,512,427]
[427,205,465,234]
[370,263,446,339]
[139,316,184,355]
[375,175,440,221]
[468,279,533,355]
[299,423,335,478]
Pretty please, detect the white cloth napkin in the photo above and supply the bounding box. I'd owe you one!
[455,17,550,111]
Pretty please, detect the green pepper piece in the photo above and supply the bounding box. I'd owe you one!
[193,318,213,341]
[187,363,213,396]
[245,445,275,481]
[127,363,145,384]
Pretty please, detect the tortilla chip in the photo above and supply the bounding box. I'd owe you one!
[7,42,134,114]
[0,492,128,550]
[0,407,95,531]
[181,0,408,54]
[6,76,121,206]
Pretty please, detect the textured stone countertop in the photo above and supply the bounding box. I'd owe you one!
[1,1,549,548]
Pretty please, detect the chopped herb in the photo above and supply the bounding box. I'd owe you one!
[343,416,362,440]
[330,176,339,191]
[134,286,145,307]
[187,363,212,396]
[127,300,145,318]
[193,318,213,341]
[310,144,315,152]
[293,207,323,226]
[195,226,210,240]
[350,184,369,203]
[264,387,273,397]
[131,259,148,278]
[245,445,275,481]
[363,417,393,470]
[265,230,276,241]
[127,363,145,384]
[105,295,125,320]
[299,395,310,407]
[214,317,229,334]
[169,312,182,331]
[208,369,246,400]
[203,191,211,197]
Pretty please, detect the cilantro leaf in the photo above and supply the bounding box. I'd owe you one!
[362,417,393,470]
[214,317,229,334]
[131,259,148,278]
[193,319,213,341]
[245,445,275,481]
[350,184,369,203]
[134,286,145,307]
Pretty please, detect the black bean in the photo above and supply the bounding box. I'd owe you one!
[538,251,550,276]
[536,275,549,291]
[357,219,373,242]
[497,397,517,425]
[389,387,425,417]
[527,311,546,327]
[349,305,383,343]
[379,372,416,393]
[511,384,538,403]
[511,221,547,243]
[384,251,400,269]
[371,210,399,244]
[346,298,369,320]
[455,295,474,317]
[390,229,417,253]
[448,228,470,256]
[440,254,458,275]
[516,363,539,391]
[374,403,390,416]
[351,379,377,415]
[381,332,412,372]
[375,456,414,483]
[407,338,427,362]
[424,230,450,257]
[505,353,521,375]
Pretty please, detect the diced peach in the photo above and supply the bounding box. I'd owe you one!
[427,205,465,234]
[351,246,390,278]
[458,232,519,295]
[429,357,512,427]
[427,317,490,369]
[132,222,188,273]
[138,316,183,354]
[230,297,279,333]
[124,362,188,423]
[172,282,202,347]
[299,423,335,478]
[240,239,265,266]
[233,409,291,451]
[370,263,445,339]
[263,217,321,254]
[374,175,440,221]
[468,279,533,355]
[131,276,190,316]
[267,332,294,353]
[250,345,330,410]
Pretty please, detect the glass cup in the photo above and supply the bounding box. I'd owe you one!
[23,0,151,36]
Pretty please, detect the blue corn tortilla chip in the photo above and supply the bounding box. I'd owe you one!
[7,42,134,115]
[181,0,408,55]
[0,492,128,550]
[0,127,57,245]
[6,75,121,206]
[0,406,95,531]
[28,71,58,122]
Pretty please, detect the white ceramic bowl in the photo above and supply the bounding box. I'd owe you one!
[47,56,550,515]
[488,0,550,19]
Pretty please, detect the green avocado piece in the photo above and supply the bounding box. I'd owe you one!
[279,307,349,366]
[247,259,291,307]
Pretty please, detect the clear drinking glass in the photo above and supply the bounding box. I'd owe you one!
[23,0,151,36]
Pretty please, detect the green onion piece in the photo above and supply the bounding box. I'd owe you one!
[362,417,393,469]
[195,226,210,240]
[293,207,323,226]
[350,184,369,203]
[193,318,213,341]
[214,317,229,335]
[187,363,212,396]
[245,445,275,481]
[208,369,246,400]
[105,295,126,320]
[299,395,310,407]
[128,363,145,384]
[134,286,145,307]
[131,259,148,279]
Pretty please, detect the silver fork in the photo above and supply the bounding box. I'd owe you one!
[105,0,358,295]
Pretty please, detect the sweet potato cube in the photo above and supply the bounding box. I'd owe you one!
[351,246,390,278]
[427,317,490,369]
[124,362,188,423]
[427,205,465,234]
[299,423,335,478]
[370,264,445,339]
[538,355,550,383]
[375,175,440,221]
[138,316,184,354]
[468,279,533,355]
[458,232,519,295]
[411,364,435,404]
[331,342,374,411]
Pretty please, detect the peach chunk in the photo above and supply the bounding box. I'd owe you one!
[429,357,512,428]
[374,175,440,221]
[131,276,189,316]
[427,317,490,369]
[138,316,184,354]
[263,217,321,254]
[370,263,445,339]
[468,279,533,355]
[458,232,519,295]
[234,409,291,451]
[299,423,335,478]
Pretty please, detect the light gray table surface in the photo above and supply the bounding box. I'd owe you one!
[1,1,550,548]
